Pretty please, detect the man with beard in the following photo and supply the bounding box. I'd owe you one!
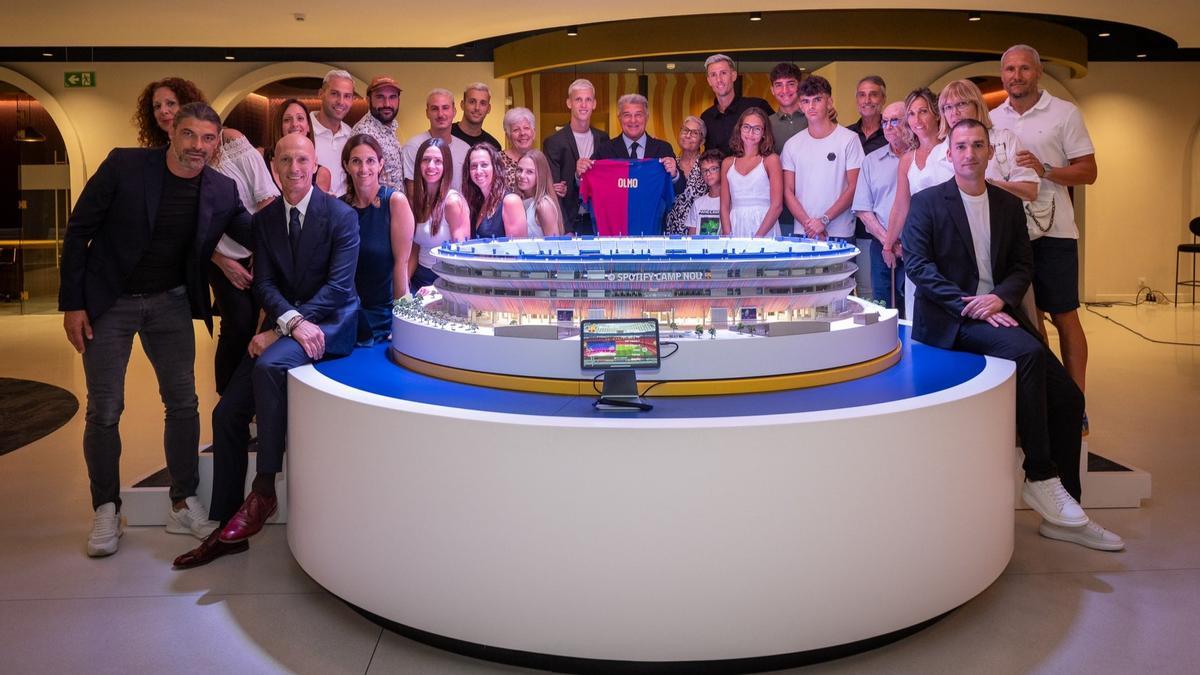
[352,75,405,190]
[312,69,355,196]
[451,82,501,150]
[990,44,1098,420]
[59,102,252,557]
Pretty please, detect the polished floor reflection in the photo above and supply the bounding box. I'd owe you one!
[0,304,1196,674]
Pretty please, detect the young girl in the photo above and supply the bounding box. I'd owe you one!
[342,134,415,345]
[515,150,564,237]
[720,107,783,238]
[463,143,527,239]
[409,138,471,290]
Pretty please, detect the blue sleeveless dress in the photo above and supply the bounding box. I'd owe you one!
[354,185,397,346]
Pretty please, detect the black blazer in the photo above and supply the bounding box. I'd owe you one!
[252,189,361,358]
[543,125,607,218]
[594,134,676,161]
[58,147,251,330]
[901,178,1036,349]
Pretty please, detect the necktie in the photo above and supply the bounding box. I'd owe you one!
[629,141,640,159]
[288,207,302,265]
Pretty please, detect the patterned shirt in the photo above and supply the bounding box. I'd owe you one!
[351,113,405,191]
[663,161,706,235]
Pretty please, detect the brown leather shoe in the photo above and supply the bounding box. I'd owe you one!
[173,530,249,569]
[218,491,278,543]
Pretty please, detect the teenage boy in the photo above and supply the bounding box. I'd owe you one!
[686,150,726,235]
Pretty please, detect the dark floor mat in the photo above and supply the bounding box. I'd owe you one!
[0,378,79,456]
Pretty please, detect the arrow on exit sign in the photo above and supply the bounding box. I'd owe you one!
[64,71,96,88]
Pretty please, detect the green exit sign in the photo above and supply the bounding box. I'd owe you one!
[64,71,96,88]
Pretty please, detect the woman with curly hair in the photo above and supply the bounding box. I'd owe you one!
[133,77,207,148]
[462,143,526,239]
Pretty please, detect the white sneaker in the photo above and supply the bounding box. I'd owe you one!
[1039,520,1125,552]
[87,503,124,557]
[1022,477,1089,527]
[166,496,219,539]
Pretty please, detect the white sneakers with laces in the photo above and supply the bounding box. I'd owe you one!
[1022,477,1088,527]
[166,496,219,539]
[87,502,124,557]
[1039,520,1125,551]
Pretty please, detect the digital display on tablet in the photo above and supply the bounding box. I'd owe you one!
[580,319,661,370]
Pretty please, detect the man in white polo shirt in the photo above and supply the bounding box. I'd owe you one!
[780,75,863,240]
[402,88,471,195]
[990,44,1098,412]
[311,69,355,196]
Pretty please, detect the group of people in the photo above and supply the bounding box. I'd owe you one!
[59,42,1118,570]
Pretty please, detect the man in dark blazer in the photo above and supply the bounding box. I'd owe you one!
[174,133,360,568]
[59,102,251,557]
[543,78,608,235]
[902,119,1122,552]
[592,94,678,172]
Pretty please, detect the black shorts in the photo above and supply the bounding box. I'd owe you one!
[1030,236,1079,313]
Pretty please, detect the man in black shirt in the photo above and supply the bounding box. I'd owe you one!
[60,103,252,557]
[451,82,501,150]
[699,54,774,155]
[847,75,889,280]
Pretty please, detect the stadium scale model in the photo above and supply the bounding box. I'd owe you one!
[390,235,902,395]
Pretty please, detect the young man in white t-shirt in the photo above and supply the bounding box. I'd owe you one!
[686,150,725,235]
[780,75,864,240]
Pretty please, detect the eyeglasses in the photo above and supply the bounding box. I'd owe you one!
[940,100,974,115]
[881,118,903,128]
[680,127,702,137]
[741,124,765,134]
[701,165,721,174]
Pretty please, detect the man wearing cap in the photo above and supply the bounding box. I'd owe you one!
[352,76,405,191]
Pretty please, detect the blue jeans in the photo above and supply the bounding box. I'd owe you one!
[870,238,905,315]
[81,287,199,509]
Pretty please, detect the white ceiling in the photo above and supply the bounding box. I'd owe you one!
[1,1,1198,49]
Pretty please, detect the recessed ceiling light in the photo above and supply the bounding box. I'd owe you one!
[750,12,762,22]
[224,53,235,61]
[627,67,637,72]
[1098,32,1111,37]
[1136,53,1147,58]
[666,63,676,70]
[42,51,53,57]
[968,12,981,22]
[566,26,578,37]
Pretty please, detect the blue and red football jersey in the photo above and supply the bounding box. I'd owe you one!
[579,159,675,236]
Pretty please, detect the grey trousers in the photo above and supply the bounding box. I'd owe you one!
[81,287,199,509]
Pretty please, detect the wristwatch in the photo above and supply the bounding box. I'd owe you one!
[819,214,831,226]
[1041,162,1052,177]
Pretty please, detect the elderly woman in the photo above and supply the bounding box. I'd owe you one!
[663,116,710,235]
[499,107,536,188]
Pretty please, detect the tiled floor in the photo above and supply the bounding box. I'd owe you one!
[1,304,1196,674]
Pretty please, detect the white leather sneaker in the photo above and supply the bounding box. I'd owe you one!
[87,502,124,557]
[1022,477,1088,527]
[1039,520,1125,551]
[166,496,219,539]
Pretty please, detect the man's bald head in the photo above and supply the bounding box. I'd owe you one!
[273,133,317,199]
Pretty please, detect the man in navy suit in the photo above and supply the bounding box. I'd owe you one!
[591,94,678,174]
[174,133,360,568]
[902,119,1122,551]
[542,78,608,235]
[60,103,251,557]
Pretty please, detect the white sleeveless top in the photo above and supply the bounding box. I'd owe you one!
[523,198,545,238]
[907,139,954,196]
[414,189,461,268]
[726,158,771,210]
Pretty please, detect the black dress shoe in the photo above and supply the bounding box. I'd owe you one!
[173,529,249,569]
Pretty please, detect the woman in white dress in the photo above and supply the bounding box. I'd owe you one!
[720,107,783,238]
[409,138,470,290]
[938,79,1038,202]
[515,149,563,238]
